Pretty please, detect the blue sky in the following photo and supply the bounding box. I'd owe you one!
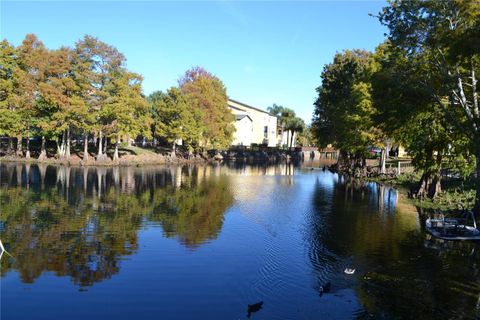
[1,1,388,123]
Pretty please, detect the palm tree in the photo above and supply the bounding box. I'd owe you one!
[267,104,297,148]
[285,117,305,149]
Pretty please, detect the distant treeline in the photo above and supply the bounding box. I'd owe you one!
[0,34,235,162]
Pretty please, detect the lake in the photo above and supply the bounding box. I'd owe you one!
[1,162,479,319]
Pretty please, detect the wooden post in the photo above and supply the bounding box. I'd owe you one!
[397,162,401,175]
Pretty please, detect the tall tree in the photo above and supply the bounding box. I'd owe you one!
[15,34,48,158]
[75,35,125,161]
[312,50,378,169]
[0,40,23,155]
[149,87,202,155]
[372,41,455,197]
[378,1,480,208]
[285,116,306,148]
[102,70,152,161]
[179,67,234,150]
[39,47,90,161]
[268,104,296,148]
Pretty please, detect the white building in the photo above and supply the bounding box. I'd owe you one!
[228,99,277,147]
[231,113,253,146]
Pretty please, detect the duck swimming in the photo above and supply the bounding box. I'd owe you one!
[247,301,263,318]
[319,282,331,296]
[344,268,356,274]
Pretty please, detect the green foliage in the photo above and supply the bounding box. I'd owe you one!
[310,1,478,203]
[268,104,304,147]
[75,35,127,137]
[149,87,202,152]
[1,35,249,159]
[268,104,296,128]
[377,0,479,156]
[312,50,378,157]
[102,70,152,142]
[297,125,316,146]
[373,1,479,202]
[0,40,20,136]
[284,115,305,147]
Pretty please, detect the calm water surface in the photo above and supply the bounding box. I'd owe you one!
[1,162,479,319]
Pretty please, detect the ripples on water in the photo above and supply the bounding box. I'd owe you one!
[1,162,479,319]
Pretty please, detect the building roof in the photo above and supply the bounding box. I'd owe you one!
[228,104,248,113]
[235,114,252,121]
[228,99,272,116]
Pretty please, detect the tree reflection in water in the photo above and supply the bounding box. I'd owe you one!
[308,174,480,319]
[0,163,233,287]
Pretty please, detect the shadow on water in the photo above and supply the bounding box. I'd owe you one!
[0,163,234,287]
[307,173,480,319]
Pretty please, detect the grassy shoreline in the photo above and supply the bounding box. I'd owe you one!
[0,148,207,167]
[366,172,475,212]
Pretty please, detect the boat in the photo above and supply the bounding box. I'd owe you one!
[425,211,480,241]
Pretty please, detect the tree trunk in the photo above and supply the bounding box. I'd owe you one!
[65,126,71,160]
[7,138,13,155]
[57,131,66,159]
[410,149,442,199]
[171,141,177,158]
[56,138,61,158]
[338,150,347,166]
[104,136,108,155]
[412,172,429,199]
[428,174,442,198]
[113,135,119,161]
[280,124,284,147]
[25,136,30,159]
[83,132,89,161]
[98,130,103,157]
[97,130,107,161]
[474,146,480,219]
[412,172,442,199]
[380,148,387,174]
[289,130,294,149]
[16,136,22,157]
[38,136,47,160]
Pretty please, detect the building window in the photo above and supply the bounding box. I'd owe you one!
[264,126,268,139]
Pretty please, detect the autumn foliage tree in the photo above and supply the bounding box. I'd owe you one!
[75,35,127,161]
[1,36,240,163]
[0,40,23,155]
[179,67,234,150]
